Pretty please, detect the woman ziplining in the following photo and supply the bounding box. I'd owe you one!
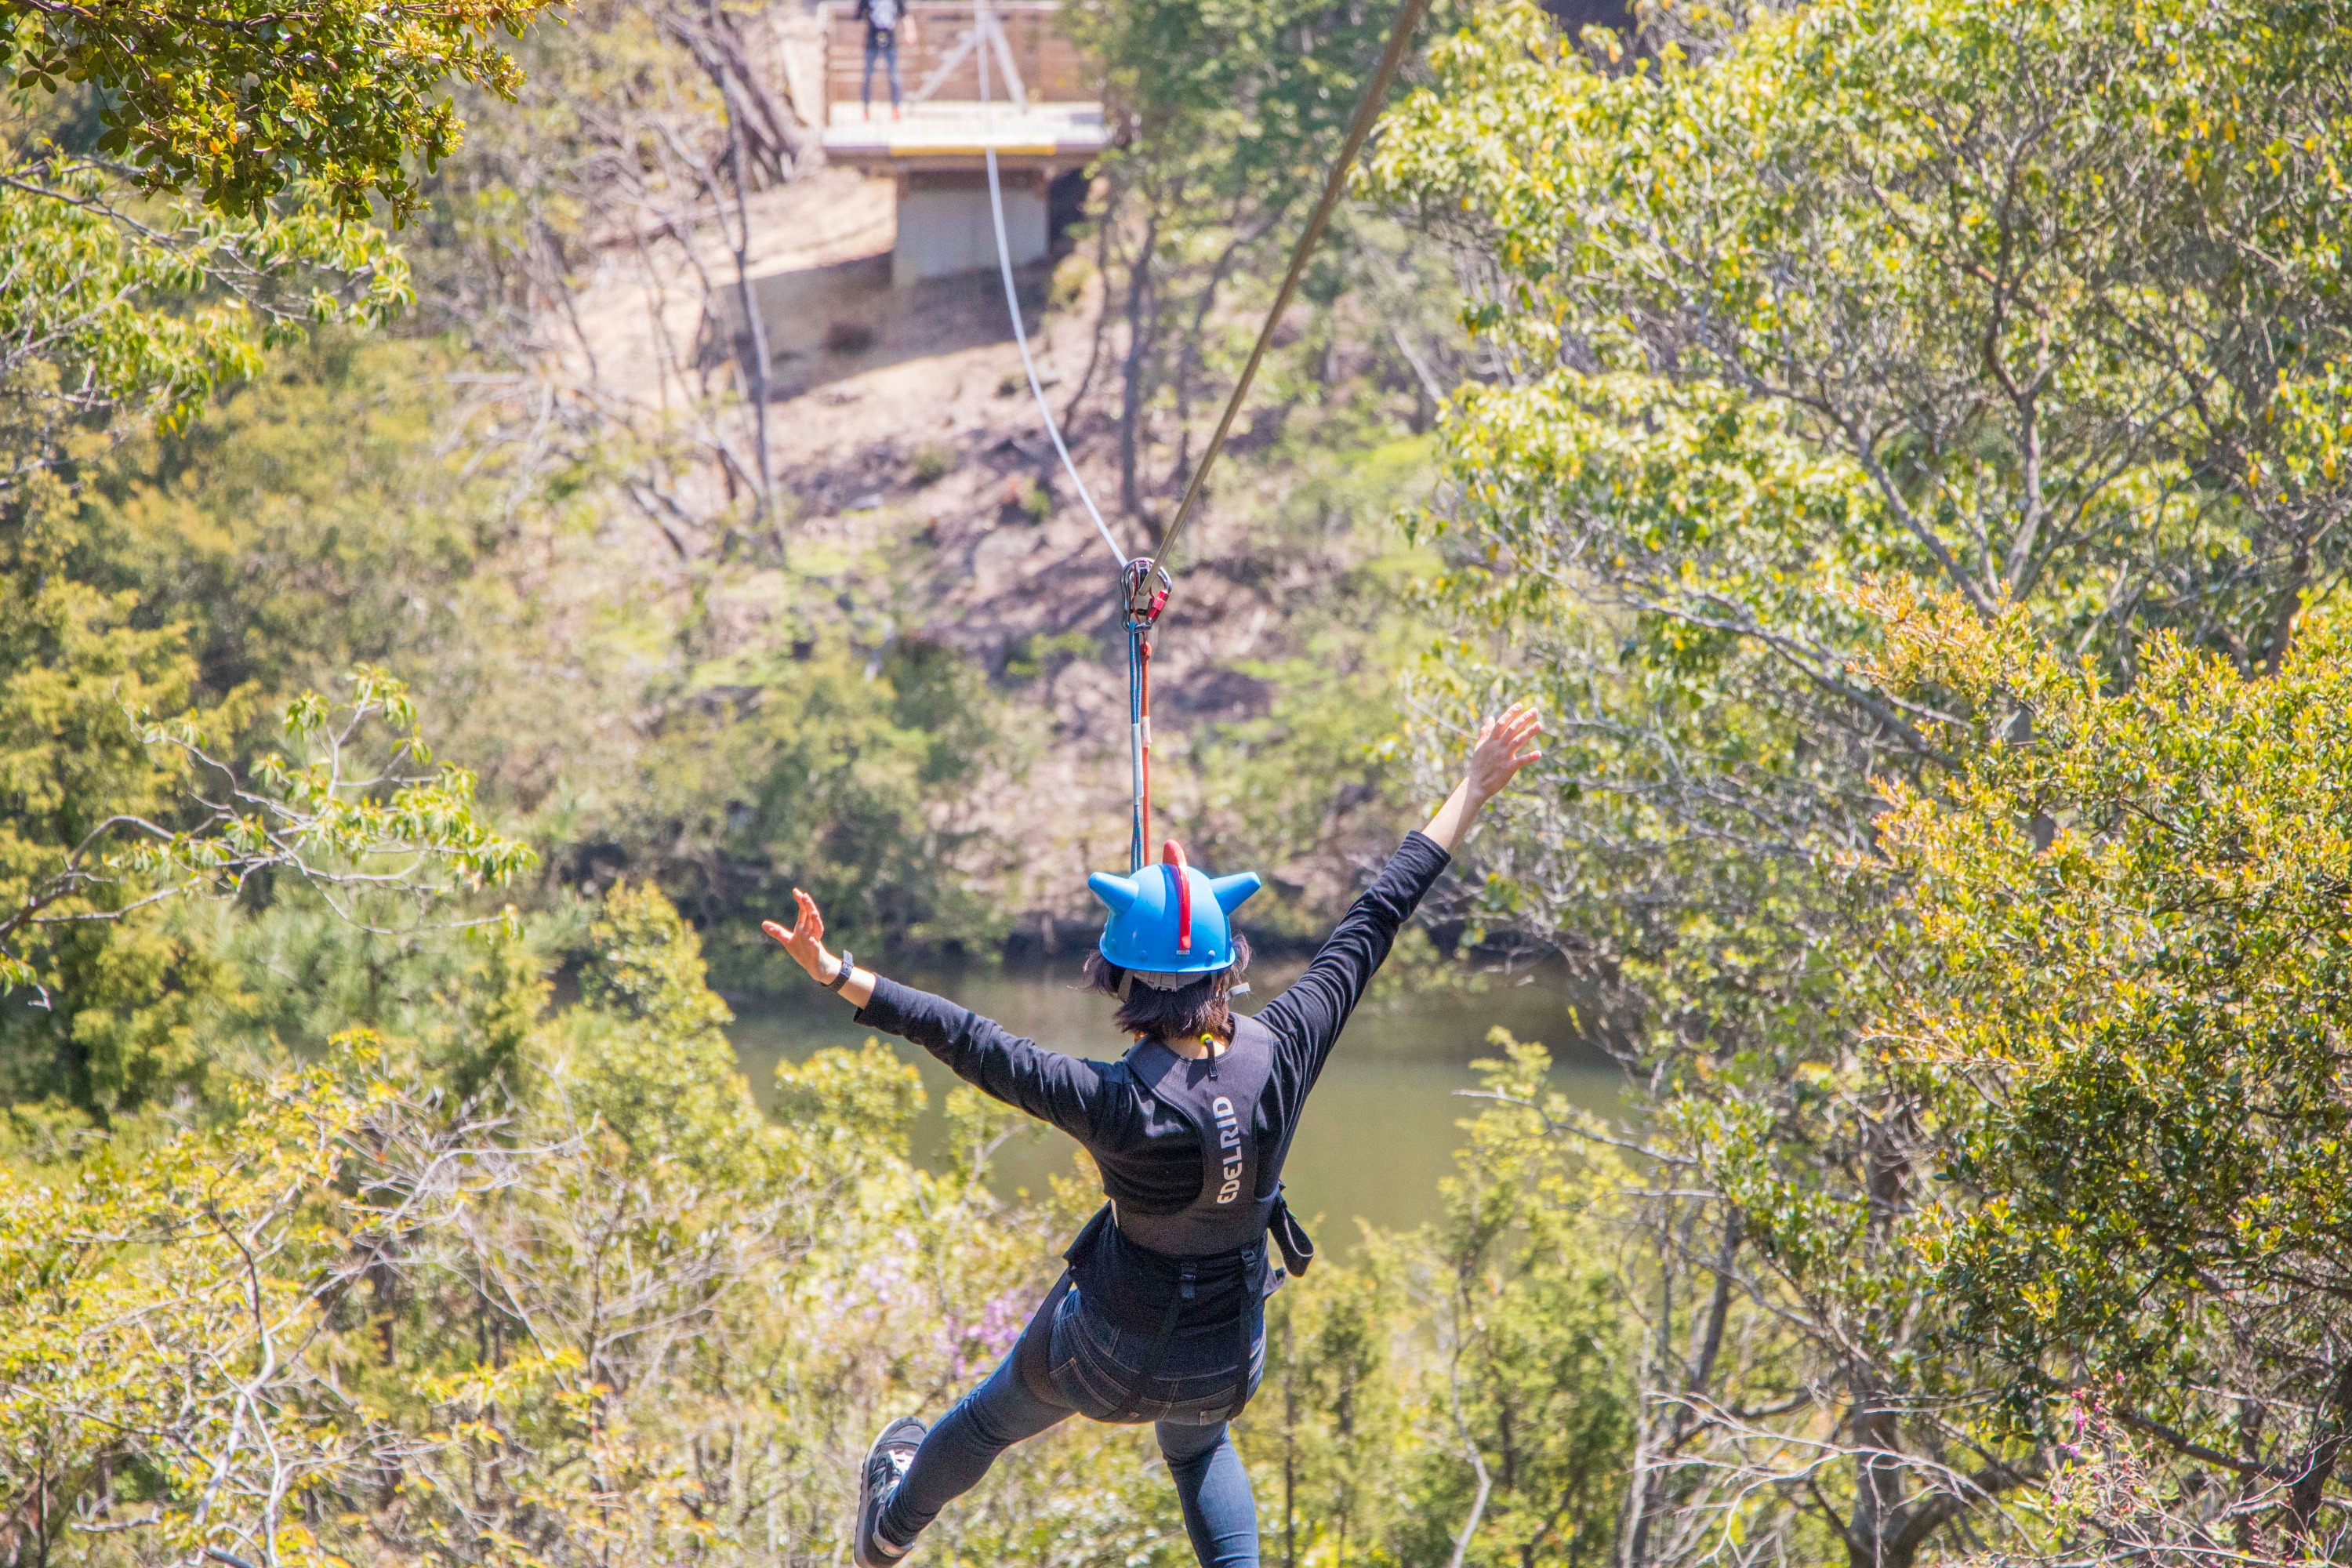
[760,701,1544,1568]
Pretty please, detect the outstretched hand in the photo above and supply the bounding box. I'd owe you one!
[1420,699,1544,855]
[761,887,840,985]
[1465,701,1544,804]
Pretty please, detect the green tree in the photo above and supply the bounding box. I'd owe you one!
[624,635,1022,978]
[1,0,552,223]
[74,335,539,704]
[1404,1036,1631,1568]
[564,878,769,1176]
[1365,0,2352,1563]
[1064,0,1465,517]
[1250,1037,1632,1568]
[0,666,535,1116]
[0,0,557,1116]
[1871,589,2352,1561]
[0,876,1178,1568]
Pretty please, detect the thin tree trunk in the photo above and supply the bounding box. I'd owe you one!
[1119,213,1158,522]
[1062,212,1116,429]
[708,0,776,537]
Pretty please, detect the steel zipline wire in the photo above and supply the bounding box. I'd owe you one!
[974,0,1433,868]
[976,10,1130,568]
[1142,0,1436,601]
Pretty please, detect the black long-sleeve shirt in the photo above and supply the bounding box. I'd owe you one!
[854,830,1451,1327]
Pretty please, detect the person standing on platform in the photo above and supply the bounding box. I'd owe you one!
[858,0,903,120]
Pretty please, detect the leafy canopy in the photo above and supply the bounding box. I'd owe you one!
[1,0,556,223]
[1875,589,2352,1399]
[1366,0,2352,1561]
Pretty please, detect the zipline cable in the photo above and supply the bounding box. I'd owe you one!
[1139,0,1435,602]
[975,0,1431,870]
[977,3,1128,568]
[977,0,1162,870]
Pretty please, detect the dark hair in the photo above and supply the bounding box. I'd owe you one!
[1082,934,1253,1044]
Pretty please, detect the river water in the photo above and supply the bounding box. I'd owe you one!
[728,960,1621,1243]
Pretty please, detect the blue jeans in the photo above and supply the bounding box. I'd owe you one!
[862,31,900,110]
[881,1285,1265,1567]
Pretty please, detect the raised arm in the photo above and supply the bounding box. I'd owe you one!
[761,892,1110,1142]
[1417,701,1543,855]
[1258,702,1543,1078]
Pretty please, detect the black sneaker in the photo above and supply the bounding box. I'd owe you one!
[854,1414,926,1568]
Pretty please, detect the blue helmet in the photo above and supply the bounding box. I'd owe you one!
[1088,840,1261,978]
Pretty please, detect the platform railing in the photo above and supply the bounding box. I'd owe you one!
[822,2,1094,124]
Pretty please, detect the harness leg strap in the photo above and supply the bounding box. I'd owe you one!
[1106,1261,1195,1423]
[1014,1269,1075,1407]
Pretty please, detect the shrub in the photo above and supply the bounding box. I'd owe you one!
[909,443,954,486]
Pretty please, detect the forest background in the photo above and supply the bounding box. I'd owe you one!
[2,0,2350,1564]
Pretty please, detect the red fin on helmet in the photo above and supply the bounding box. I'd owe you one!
[1161,840,1192,953]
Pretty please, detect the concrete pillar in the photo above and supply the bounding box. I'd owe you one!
[891,171,1047,286]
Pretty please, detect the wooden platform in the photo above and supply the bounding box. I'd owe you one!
[820,100,1109,173]
[818,2,1107,174]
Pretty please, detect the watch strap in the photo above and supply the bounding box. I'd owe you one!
[826,950,857,993]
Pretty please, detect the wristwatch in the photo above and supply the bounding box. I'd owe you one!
[825,950,857,993]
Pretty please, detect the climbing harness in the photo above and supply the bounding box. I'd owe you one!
[1011,1016,1317,1423]
[974,0,1432,870]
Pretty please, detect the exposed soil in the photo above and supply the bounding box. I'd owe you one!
[547,130,1392,931]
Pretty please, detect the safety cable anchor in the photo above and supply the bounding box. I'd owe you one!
[1123,557,1171,630]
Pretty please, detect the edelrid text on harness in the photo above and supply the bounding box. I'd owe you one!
[1014,1015,1313,1421]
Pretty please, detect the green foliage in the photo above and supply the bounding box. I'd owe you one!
[0,865,1211,1568]
[0,0,1681,1558]
[0,481,212,1112]
[74,334,531,701]
[0,160,265,440]
[1065,0,1465,511]
[1867,589,2352,1545]
[0,539,532,1115]
[64,335,1029,976]
[1371,0,2352,998]
[1069,0,1442,253]
[637,634,1019,979]
[774,1039,925,1164]
[0,0,554,223]
[0,1051,424,1568]
[1412,1036,1632,1568]
[1253,1035,1633,1567]
[1259,1261,1405,1565]
[0,0,554,458]
[0,0,555,1135]
[1358,1,2352,1559]
[214,900,556,1105]
[568,880,768,1173]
